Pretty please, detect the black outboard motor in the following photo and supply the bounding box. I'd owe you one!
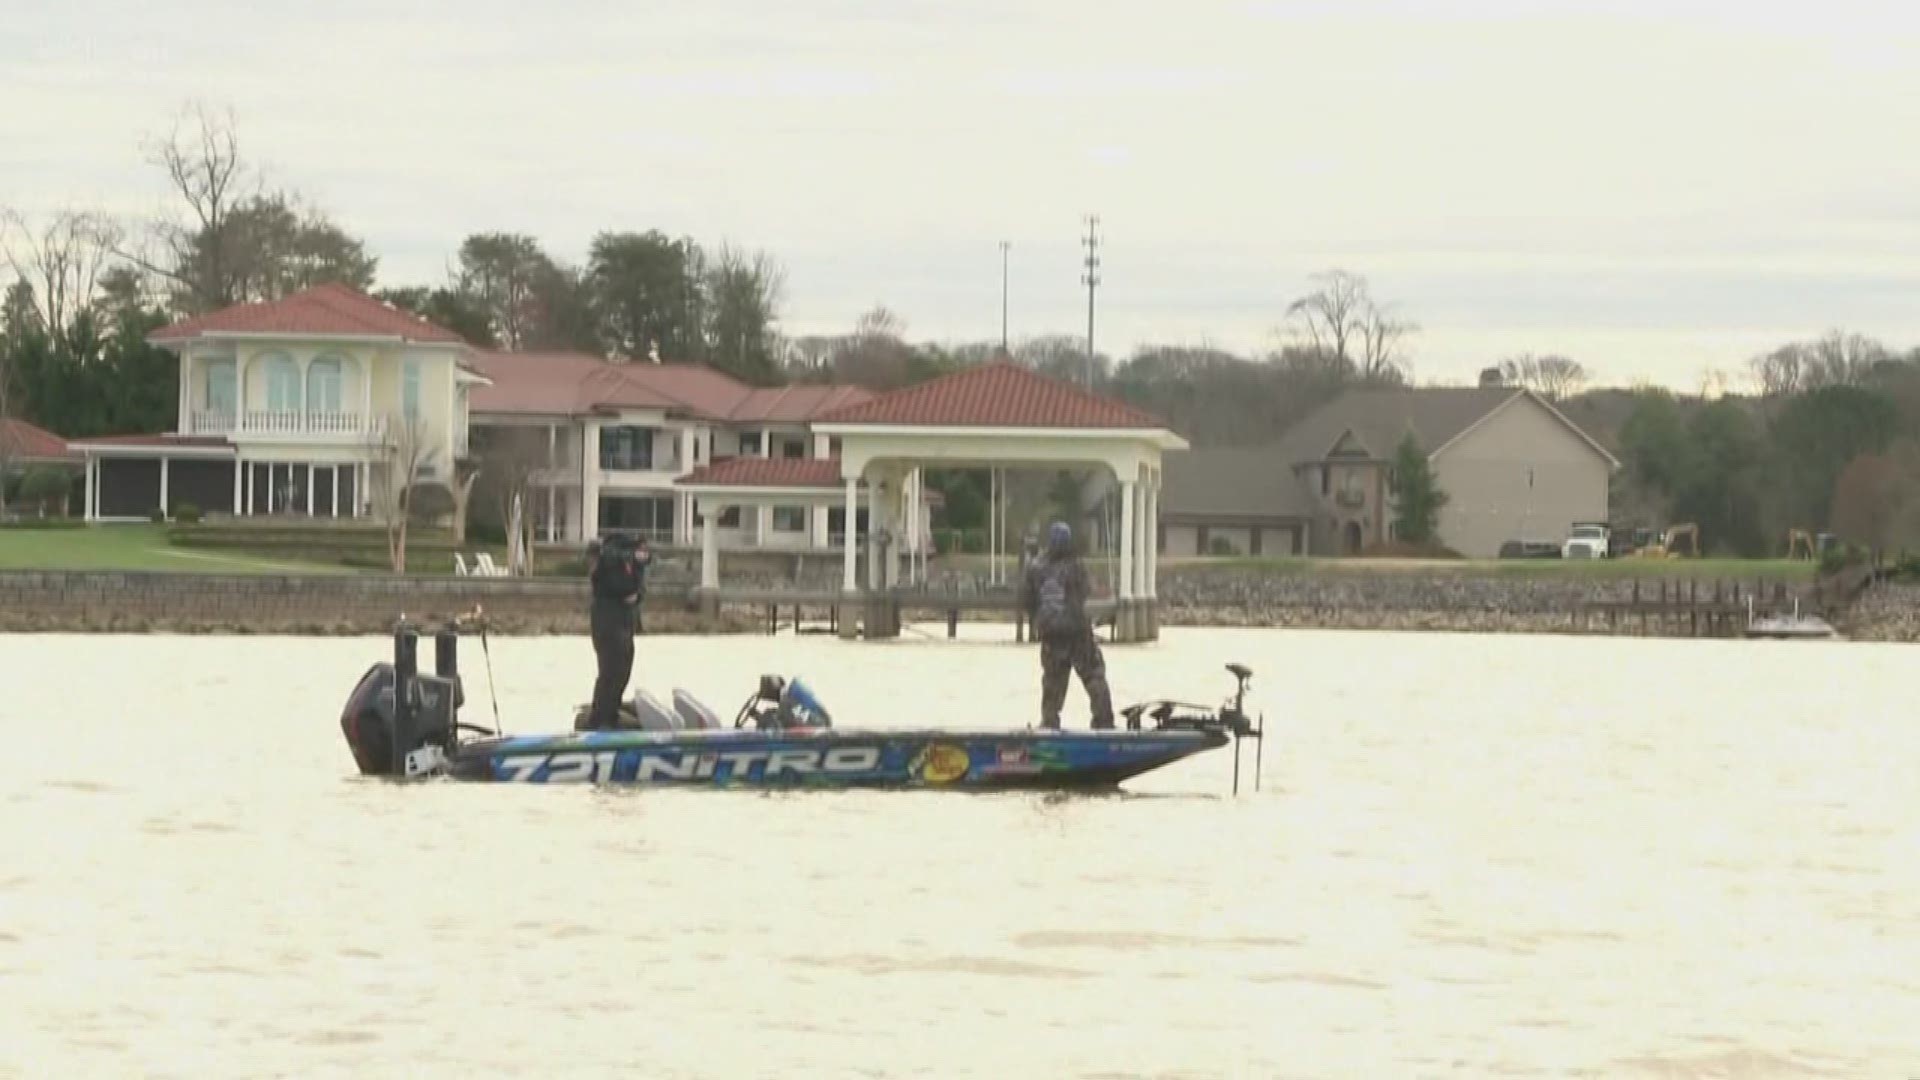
[340,621,465,778]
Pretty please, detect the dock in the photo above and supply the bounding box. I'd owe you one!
[662,582,1131,641]
[1573,579,1814,638]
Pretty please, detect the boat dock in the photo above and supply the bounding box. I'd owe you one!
[673,584,1126,641]
[1573,579,1817,638]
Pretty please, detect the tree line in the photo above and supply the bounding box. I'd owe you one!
[6,101,1915,555]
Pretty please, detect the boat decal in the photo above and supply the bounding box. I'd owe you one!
[491,745,885,784]
[907,743,971,784]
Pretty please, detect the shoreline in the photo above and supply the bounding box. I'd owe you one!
[1,566,1913,642]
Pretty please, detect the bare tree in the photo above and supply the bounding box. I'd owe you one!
[479,427,550,575]
[124,102,254,313]
[368,412,431,573]
[0,343,12,518]
[1,209,125,332]
[1497,354,1589,399]
[1283,269,1416,384]
[1748,330,1890,397]
[831,305,915,388]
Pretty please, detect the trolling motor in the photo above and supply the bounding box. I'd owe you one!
[339,618,496,779]
[1119,662,1266,794]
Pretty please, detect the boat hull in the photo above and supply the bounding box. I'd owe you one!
[441,727,1229,789]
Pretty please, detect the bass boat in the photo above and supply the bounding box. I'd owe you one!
[338,621,1265,791]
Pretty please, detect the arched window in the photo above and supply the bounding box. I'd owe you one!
[307,356,344,414]
[261,353,300,412]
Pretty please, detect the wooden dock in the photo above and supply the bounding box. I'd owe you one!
[1574,579,1810,638]
[674,584,1123,641]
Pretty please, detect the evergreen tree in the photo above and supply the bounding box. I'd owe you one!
[1390,433,1449,544]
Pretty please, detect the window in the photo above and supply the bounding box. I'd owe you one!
[308,356,343,414]
[779,437,806,460]
[205,359,236,413]
[402,358,422,420]
[718,507,742,528]
[262,353,299,412]
[599,495,675,539]
[599,426,655,471]
[772,506,807,532]
[738,431,762,456]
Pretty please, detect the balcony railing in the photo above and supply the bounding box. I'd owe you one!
[189,410,387,440]
[599,451,681,473]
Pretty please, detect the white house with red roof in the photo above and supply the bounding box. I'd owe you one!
[63,283,911,554]
[464,349,892,550]
[68,284,486,522]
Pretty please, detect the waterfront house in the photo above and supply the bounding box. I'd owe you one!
[68,284,480,522]
[1159,386,1618,558]
[62,283,926,555]
[464,348,879,549]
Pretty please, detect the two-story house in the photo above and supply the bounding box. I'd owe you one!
[68,284,482,522]
[65,283,927,556]
[1159,386,1619,558]
[464,349,883,548]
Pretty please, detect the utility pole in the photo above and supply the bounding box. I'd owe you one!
[999,240,1010,353]
[1080,214,1100,387]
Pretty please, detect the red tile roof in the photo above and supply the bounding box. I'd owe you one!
[814,360,1167,429]
[0,418,77,461]
[149,284,469,346]
[729,384,874,423]
[65,433,234,452]
[674,456,845,489]
[467,350,873,423]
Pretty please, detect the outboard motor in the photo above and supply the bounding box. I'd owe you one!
[777,678,832,729]
[340,622,465,778]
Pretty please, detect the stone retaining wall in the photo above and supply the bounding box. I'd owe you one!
[0,571,754,635]
[2,565,1914,641]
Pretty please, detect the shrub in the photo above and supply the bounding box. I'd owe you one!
[172,502,202,524]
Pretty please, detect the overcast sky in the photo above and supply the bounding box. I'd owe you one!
[9,0,1920,387]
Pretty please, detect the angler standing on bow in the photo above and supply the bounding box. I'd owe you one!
[585,531,646,729]
[1020,520,1115,730]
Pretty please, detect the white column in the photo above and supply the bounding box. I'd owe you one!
[842,477,858,593]
[581,422,601,538]
[83,457,95,521]
[867,474,879,588]
[231,457,242,514]
[546,485,557,542]
[988,467,998,585]
[159,458,171,518]
[333,465,343,517]
[701,502,720,590]
[1133,472,1149,598]
[305,465,315,516]
[1119,479,1136,600]
[177,355,191,434]
[1145,479,1158,600]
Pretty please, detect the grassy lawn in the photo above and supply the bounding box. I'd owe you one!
[0,524,356,575]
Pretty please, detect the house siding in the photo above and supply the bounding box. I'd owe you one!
[1431,397,1610,557]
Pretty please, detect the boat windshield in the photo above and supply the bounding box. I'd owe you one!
[780,678,832,728]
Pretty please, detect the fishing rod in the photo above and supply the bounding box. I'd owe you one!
[455,604,504,736]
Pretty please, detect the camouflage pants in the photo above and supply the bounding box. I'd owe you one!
[1040,630,1114,729]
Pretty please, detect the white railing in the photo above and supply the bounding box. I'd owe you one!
[191,411,236,434]
[221,410,377,437]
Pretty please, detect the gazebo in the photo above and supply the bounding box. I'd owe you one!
[811,361,1187,642]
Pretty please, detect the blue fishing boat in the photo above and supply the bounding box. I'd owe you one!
[338,622,1264,791]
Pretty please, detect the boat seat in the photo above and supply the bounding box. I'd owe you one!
[630,689,681,731]
[673,689,725,730]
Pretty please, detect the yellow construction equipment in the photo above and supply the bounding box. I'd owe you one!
[1631,522,1700,559]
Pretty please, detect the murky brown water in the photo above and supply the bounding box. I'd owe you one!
[2,626,1917,1078]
